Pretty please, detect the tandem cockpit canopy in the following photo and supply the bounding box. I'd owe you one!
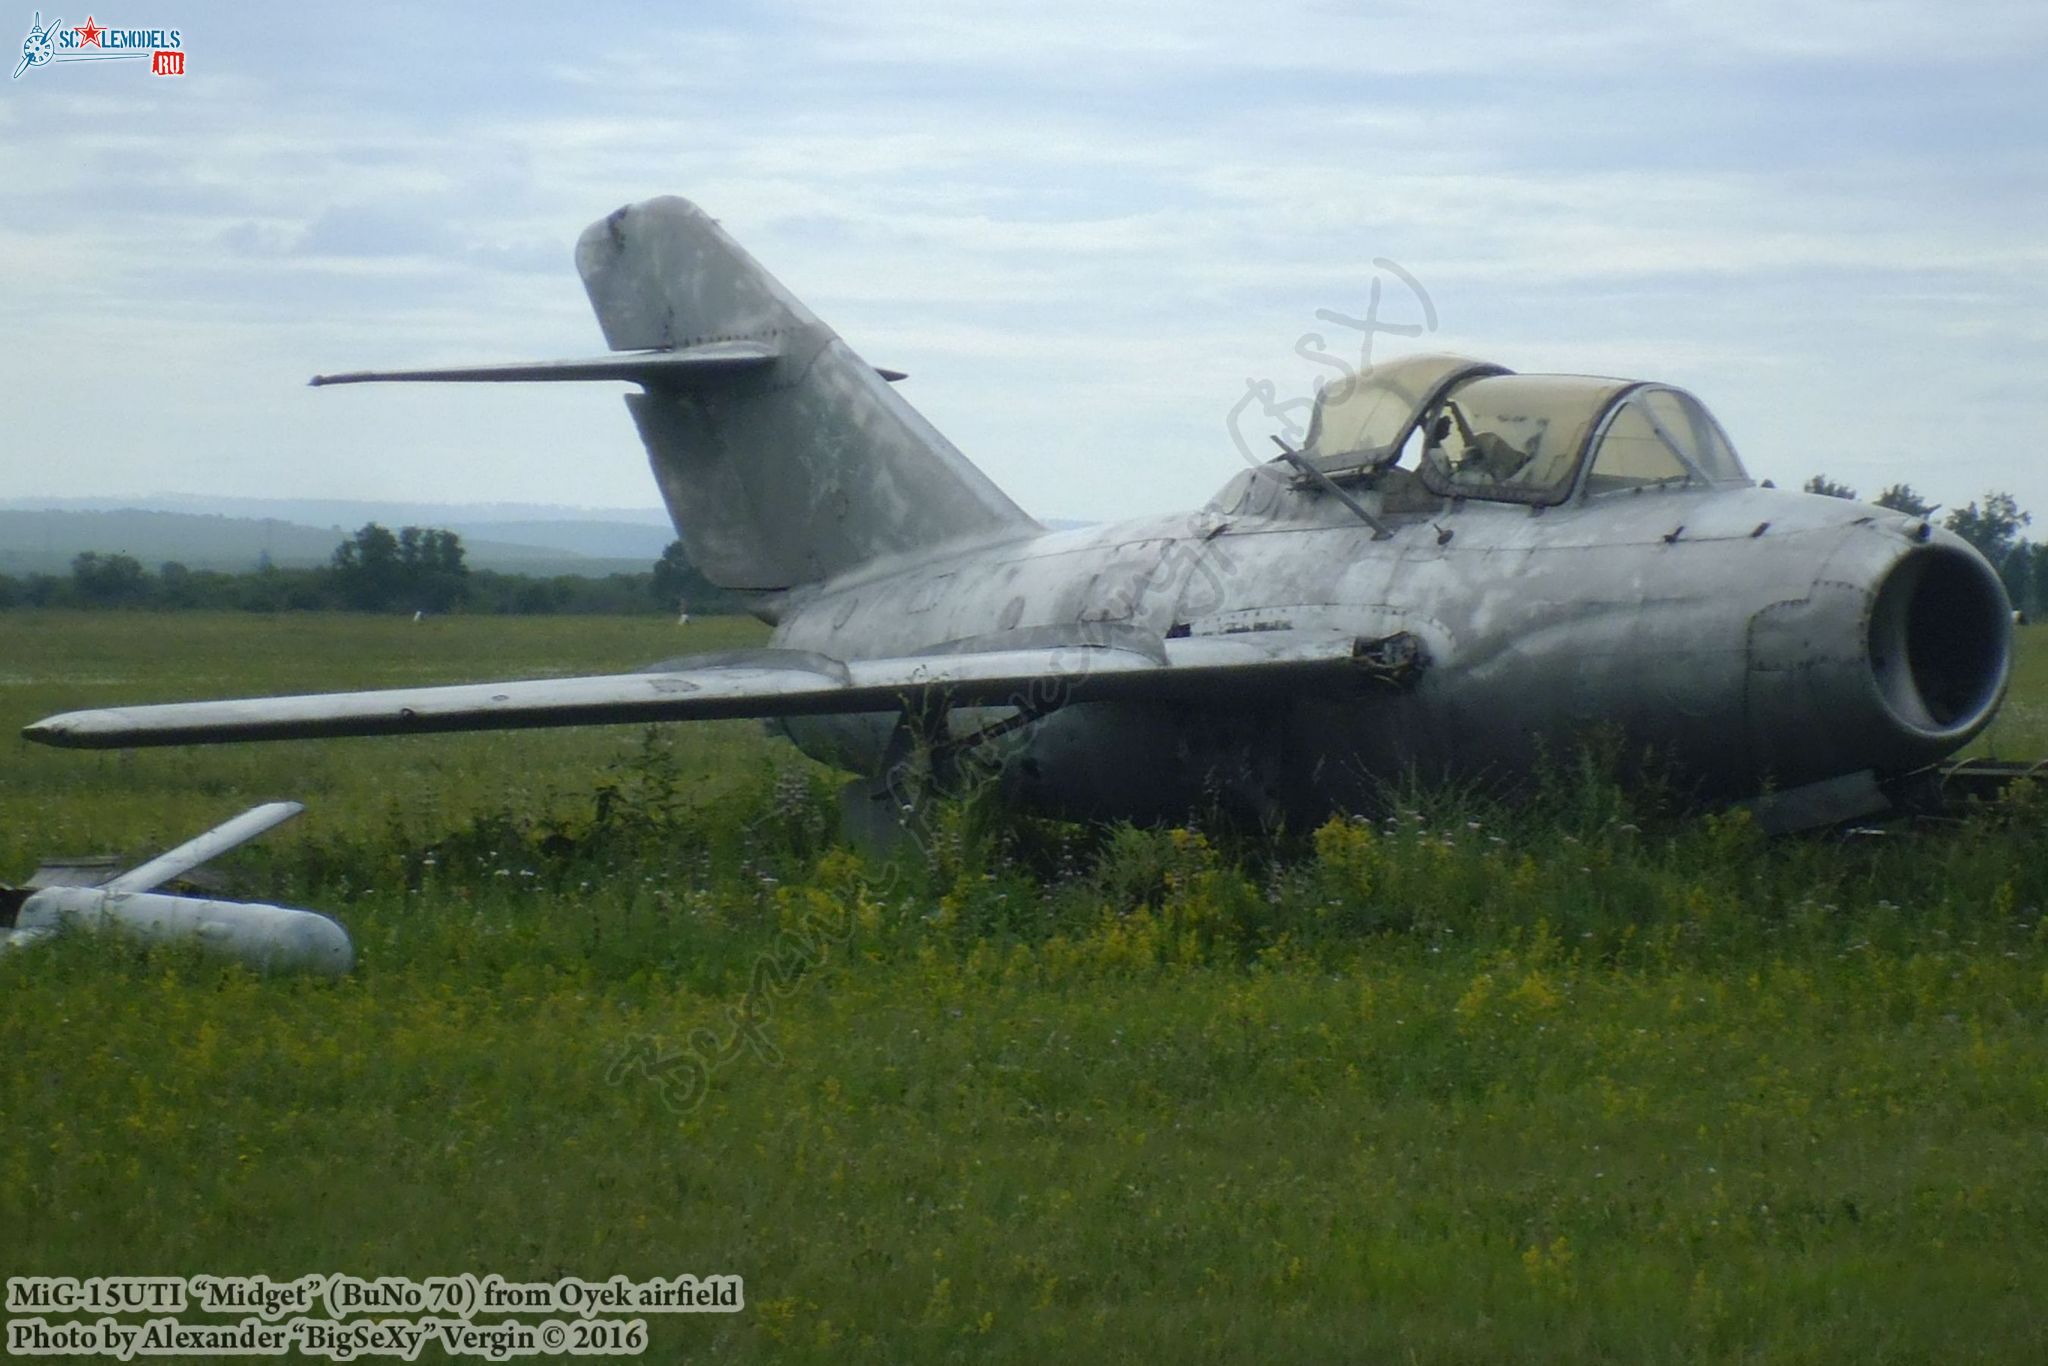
[1299,353,1751,505]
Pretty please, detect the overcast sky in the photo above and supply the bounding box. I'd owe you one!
[4,1,2044,524]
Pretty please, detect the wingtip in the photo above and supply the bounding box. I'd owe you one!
[23,711,107,749]
[21,718,66,748]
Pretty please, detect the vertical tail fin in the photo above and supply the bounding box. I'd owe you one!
[576,197,1039,590]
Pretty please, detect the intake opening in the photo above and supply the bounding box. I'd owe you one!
[1869,547,2010,736]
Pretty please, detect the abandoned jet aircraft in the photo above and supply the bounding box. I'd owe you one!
[23,196,2015,831]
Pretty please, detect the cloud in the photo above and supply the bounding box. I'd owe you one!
[1,1,2044,521]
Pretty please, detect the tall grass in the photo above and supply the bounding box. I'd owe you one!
[4,613,2045,1362]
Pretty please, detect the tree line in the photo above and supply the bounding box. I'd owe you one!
[1800,477,2041,618]
[0,523,746,616]
[11,491,2046,620]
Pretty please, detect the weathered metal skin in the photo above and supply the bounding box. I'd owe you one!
[579,198,1037,590]
[0,803,354,976]
[21,194,2014,832]
[772,479,2010,822]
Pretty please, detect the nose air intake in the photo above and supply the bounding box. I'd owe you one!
[1868,545,2011,740]
[1748,531,2011,786]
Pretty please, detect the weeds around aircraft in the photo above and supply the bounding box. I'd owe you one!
[24,197,2015,838]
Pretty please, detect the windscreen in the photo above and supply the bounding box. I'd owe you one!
[1584,387,1749,494]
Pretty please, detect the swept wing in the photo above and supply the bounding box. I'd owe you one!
[23,630,1414,750]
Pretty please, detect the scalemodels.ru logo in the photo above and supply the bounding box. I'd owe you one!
[14,11,184,79]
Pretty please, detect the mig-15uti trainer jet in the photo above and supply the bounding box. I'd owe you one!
[24,197,2015,836]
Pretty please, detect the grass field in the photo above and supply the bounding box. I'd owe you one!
[4,612,2046,1363]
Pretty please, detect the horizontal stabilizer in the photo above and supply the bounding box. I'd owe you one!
[311,344,906,389]
[309,341,778,389]
[23,632,1386,750]
[574,195,1027,588]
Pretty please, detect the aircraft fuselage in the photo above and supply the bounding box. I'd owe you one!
[773,476,2011,823]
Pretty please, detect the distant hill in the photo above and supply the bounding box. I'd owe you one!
[2,494,675,529]
[0,495,1096,579]
[437,519,674,562]
[0,507,663,578]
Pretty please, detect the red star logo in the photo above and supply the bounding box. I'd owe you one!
[75,16,103,47]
